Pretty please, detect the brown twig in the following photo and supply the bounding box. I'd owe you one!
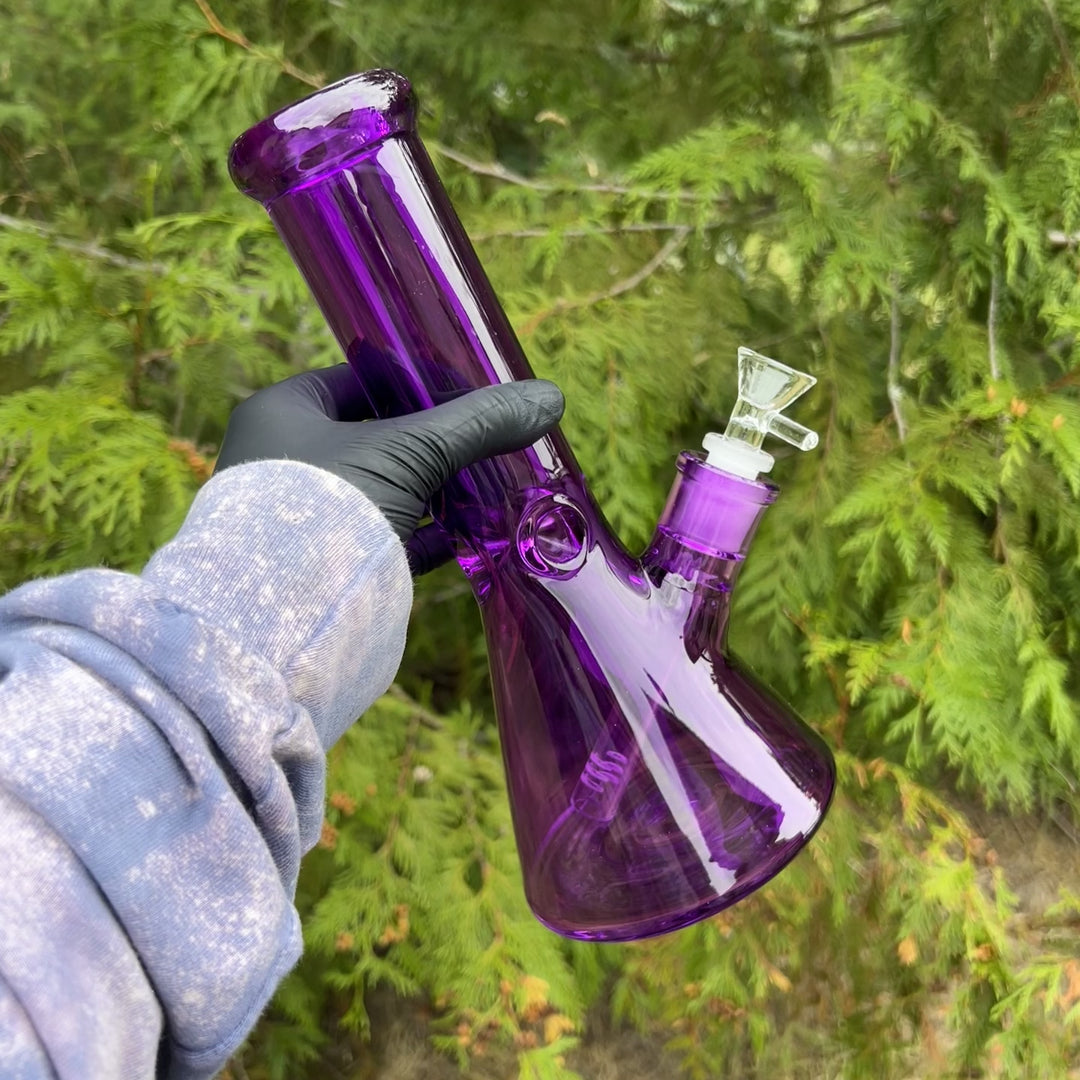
[192,0,249,48]
[518,226,690,336]
[168,439,215,483]
[192,0,323,88]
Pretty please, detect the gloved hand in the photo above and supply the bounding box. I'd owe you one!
[214,363,564,574]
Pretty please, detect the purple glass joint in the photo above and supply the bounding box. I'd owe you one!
[229,70,835,941]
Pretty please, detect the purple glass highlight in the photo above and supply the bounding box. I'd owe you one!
[229,71,835,941]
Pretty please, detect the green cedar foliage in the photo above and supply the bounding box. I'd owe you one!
[2,0,1079,1076]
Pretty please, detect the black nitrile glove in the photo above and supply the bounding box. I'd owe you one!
[214,363,564,575]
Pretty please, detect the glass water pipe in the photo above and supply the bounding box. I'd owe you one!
[229,70,836,941]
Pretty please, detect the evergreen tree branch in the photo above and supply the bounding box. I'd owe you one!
[430,143,714,204]
[192,0,323,88]
[0,213,171,273]
[0,214,269,302]
[518,226,690,335]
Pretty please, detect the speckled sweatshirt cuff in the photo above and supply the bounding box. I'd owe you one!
[143,459,414,753]
[0,460,413,1079]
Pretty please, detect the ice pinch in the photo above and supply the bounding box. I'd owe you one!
[229,70,835,941]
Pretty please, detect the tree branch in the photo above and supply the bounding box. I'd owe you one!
[799,0,892,29]
[472,204,777,242]
[192,0,323,88]
[0,212,171,273]
[429,142,713,204]
[472,221,712,241]
[519,226,690,336]
[0,213,263,301]
[192,0,250,50]
[829,22,906,47]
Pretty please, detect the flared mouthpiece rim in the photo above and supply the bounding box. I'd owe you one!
[228,69,417,203]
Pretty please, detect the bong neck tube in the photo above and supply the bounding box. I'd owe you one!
[229,70,579,550]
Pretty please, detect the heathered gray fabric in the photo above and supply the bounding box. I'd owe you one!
[0,460,413,1078]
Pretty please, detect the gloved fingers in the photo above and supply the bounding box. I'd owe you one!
[394,380,565,489]
[405,522,457,576]
[272,363,377,422]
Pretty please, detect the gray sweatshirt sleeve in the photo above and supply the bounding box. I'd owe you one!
[0,459,413,1079]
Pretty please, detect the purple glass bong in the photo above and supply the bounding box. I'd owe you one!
[229,71,835,942]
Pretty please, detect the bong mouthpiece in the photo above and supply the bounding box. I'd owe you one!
[703,347,819,480]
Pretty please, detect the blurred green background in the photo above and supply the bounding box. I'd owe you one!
[2,0,1079,1077]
